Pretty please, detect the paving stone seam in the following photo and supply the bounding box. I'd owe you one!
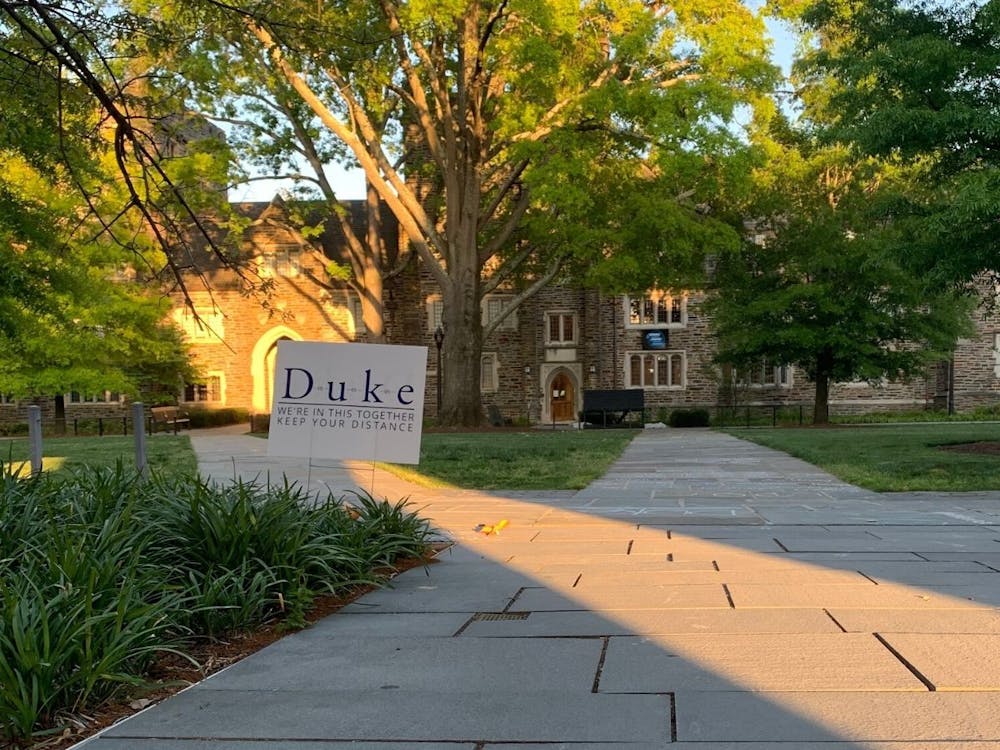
[591,636,610,693]
[669,692,678,742]
[722,584,735,608]
[104,735,506,745]
[502,587,528,612]
[342,609,496,615]
[451,614,477,637]
[873,633,936,692]
[824,609,848,632]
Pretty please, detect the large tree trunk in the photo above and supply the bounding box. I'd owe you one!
[358,264,385,344]
[813,372,830,425]
[438,271,483,426]
[358,182,386,344]
[813,350,833,425]
[434,86,486,426]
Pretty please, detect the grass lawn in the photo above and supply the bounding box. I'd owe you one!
[724,423,1000,492]
[382,429,639,490]
[0,434,198,477]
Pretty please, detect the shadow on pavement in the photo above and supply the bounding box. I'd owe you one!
[76,428,1000,748]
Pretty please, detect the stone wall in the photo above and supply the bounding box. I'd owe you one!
[405,278,998,424]
[951,299,1000,410]
[177,270,355,414]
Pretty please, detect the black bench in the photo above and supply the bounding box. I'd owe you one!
[150,406,190,434]
[581,389,645,428]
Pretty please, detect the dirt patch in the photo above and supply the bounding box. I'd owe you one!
[25,548,445,750]
[937,441,1000,456]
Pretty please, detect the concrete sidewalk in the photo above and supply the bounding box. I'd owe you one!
[78,427,1000,748]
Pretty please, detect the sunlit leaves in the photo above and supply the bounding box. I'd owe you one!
[0,84,194,398]
[799,0,1000,281]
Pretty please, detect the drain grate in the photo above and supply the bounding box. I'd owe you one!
[471,611,531,621]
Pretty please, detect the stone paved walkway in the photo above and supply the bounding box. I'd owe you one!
[77,427,1000,749]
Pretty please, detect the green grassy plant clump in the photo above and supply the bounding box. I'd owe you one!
[0,465,432,745]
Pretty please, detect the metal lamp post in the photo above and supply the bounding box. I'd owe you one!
[433,326,444,415]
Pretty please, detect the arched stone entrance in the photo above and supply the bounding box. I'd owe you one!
[250,327,302,412]
[547,369,578,423]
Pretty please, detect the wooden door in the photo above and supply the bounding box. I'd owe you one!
[550,372,575,422]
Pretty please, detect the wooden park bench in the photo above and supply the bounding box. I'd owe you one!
[581,389,645,428]
[150,405,191,434]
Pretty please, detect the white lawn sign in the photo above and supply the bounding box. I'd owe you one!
[267,341,428,464]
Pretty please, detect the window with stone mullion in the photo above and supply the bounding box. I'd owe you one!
[547,312,576,344]
[628,351,684,388]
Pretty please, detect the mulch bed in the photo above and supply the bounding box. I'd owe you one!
[26,549,444,750]
[938,441,1000,456]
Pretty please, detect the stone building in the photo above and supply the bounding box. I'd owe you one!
[3,197,997,427]
[168,197,997,424]
[938,290,1000,412]
[455,285,971,425]
[167,198,368,415]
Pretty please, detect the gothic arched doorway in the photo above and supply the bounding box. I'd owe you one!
[549,370,577,423]
[263,338,290,410]
[251,327,302,412]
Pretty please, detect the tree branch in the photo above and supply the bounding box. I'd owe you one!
[3,1,250,299]
[482,252,565,337]
[480,187,531,264]
[246,19,451,290]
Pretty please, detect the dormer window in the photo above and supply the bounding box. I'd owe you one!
[259,244,302,277]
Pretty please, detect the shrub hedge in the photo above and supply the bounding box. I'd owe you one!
[0,465,433,744]
[668,408,711,427]
[185,407,250,429]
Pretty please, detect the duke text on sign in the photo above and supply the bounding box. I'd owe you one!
[267,341,428,464]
